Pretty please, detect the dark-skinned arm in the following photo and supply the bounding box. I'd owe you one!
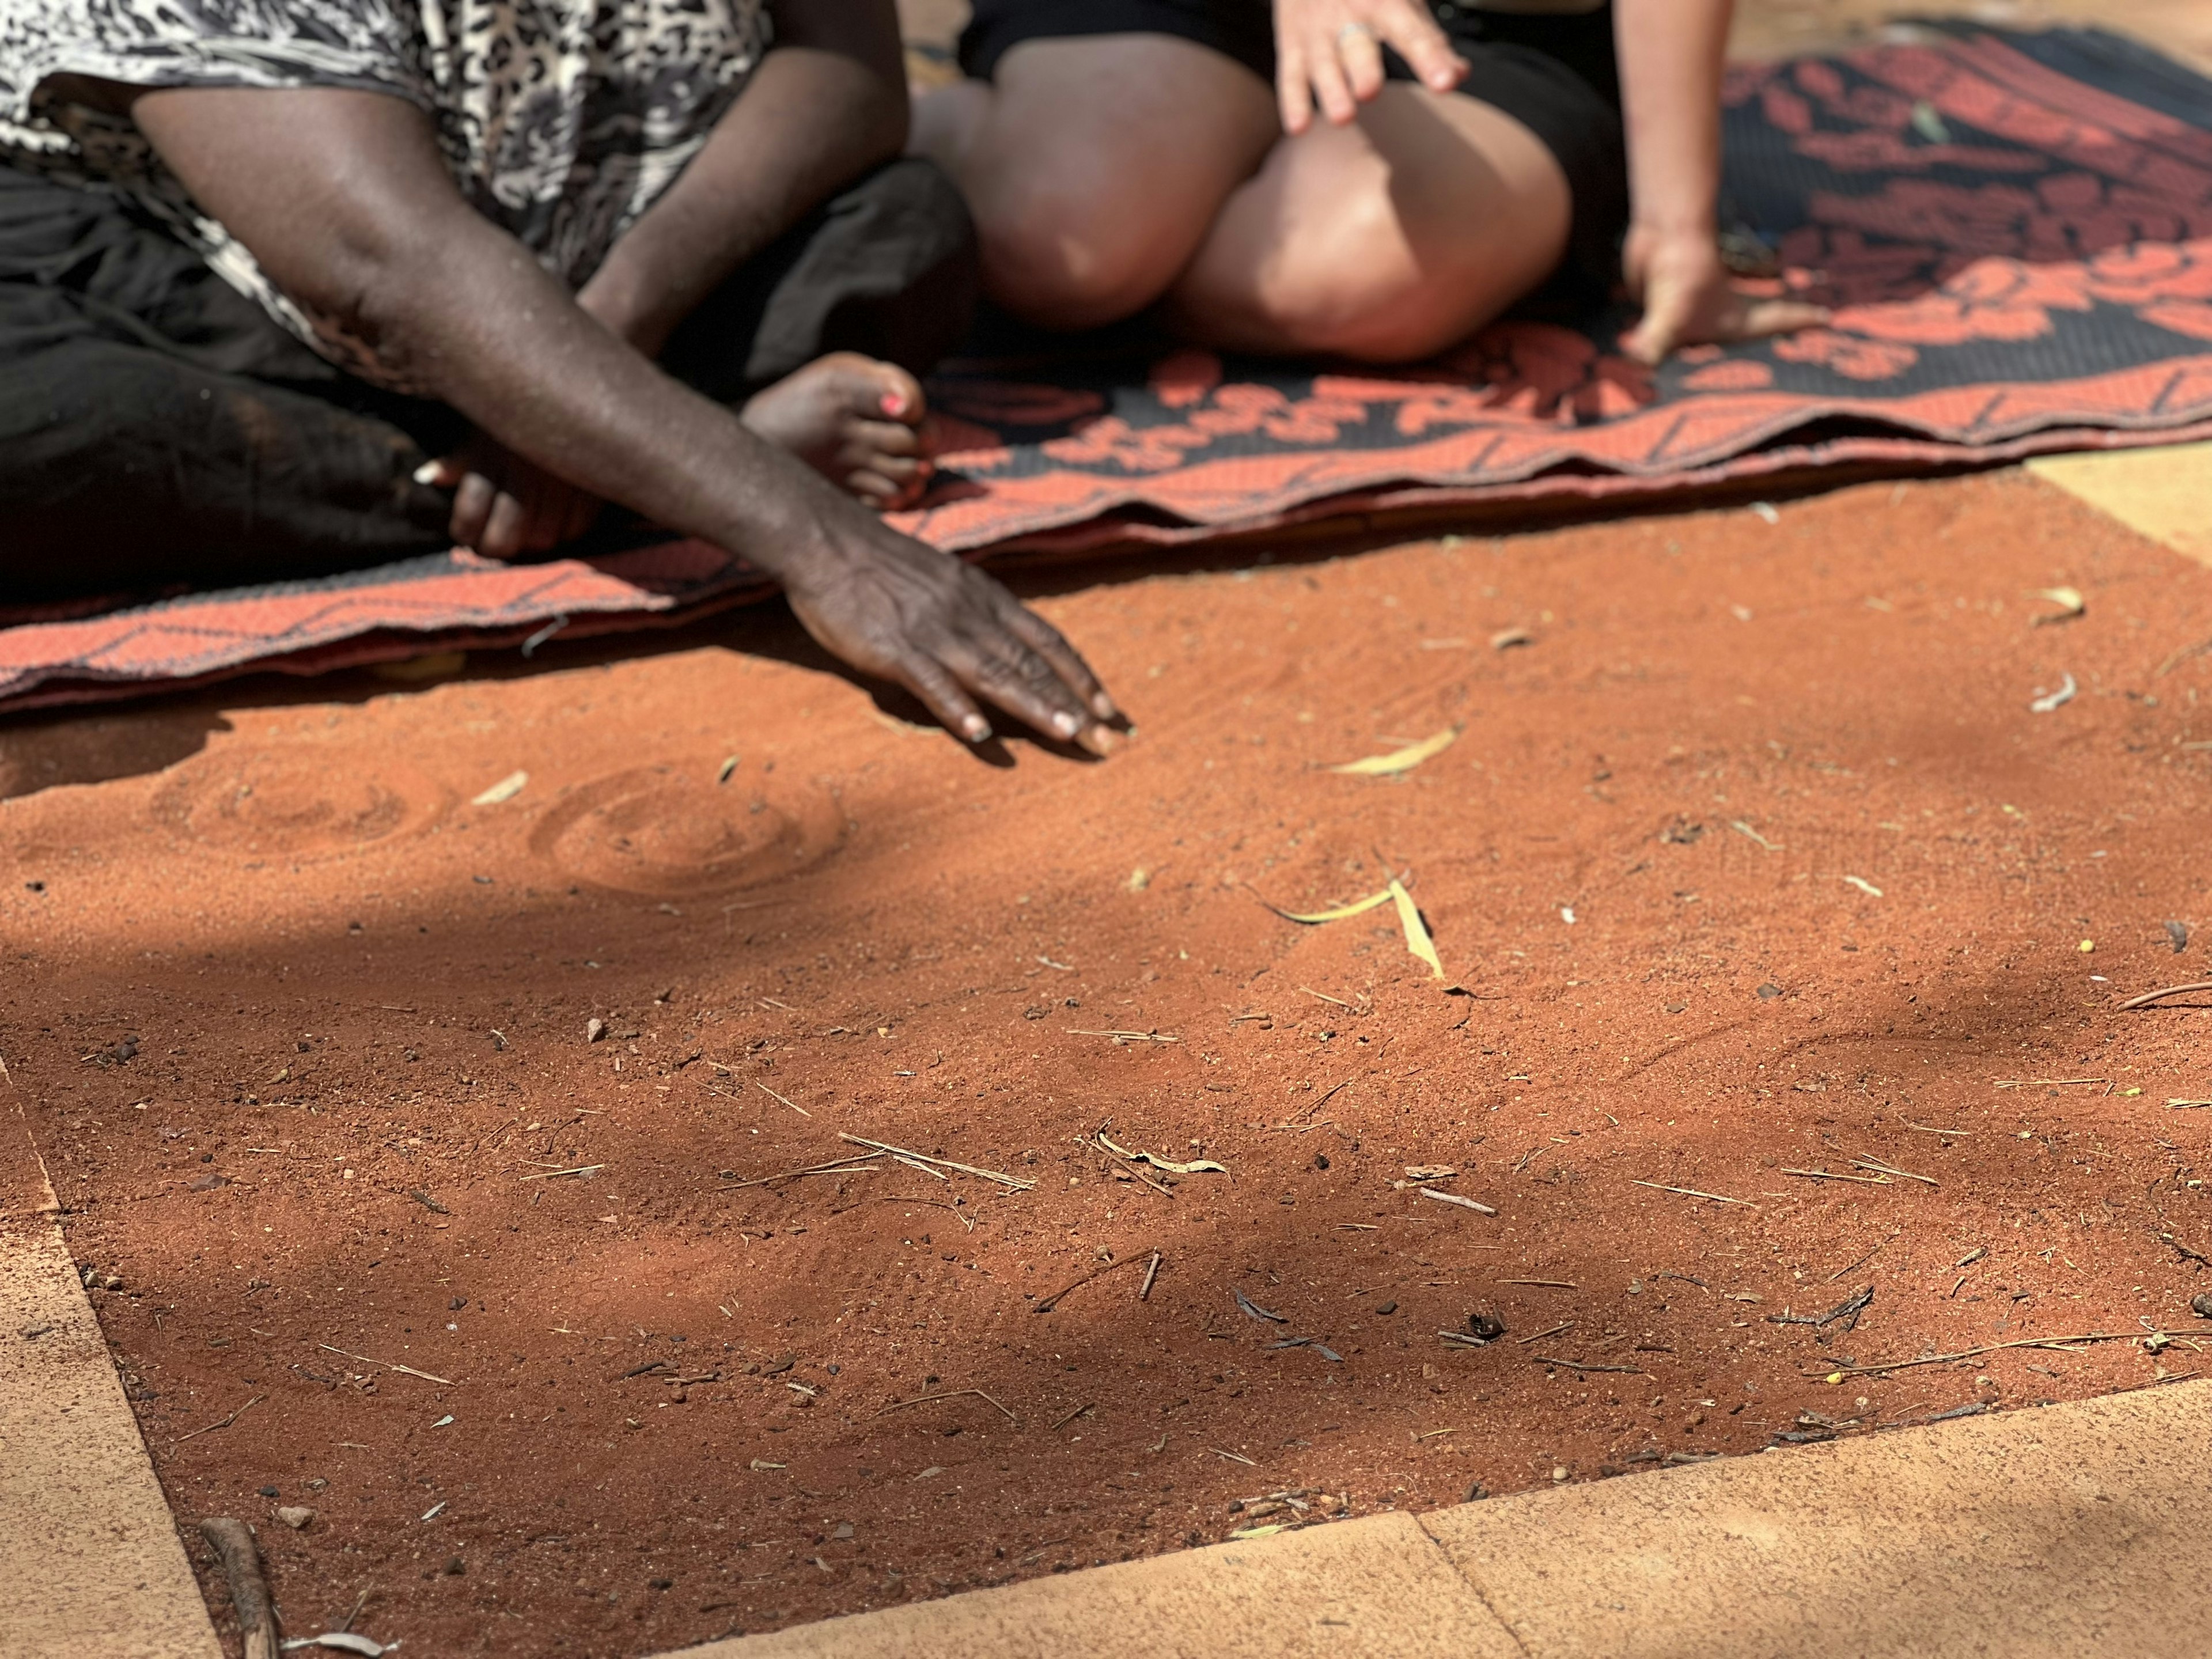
[130,85,1115,748]
[439,0,915,553]
[579,0,910,355]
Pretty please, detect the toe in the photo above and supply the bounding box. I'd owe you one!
[851,417,924,459]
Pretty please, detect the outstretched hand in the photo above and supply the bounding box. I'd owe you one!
[420,434,603,559]
[1272,0,1467,133]
[1619,225,1828,366]
[782,497,1120,752]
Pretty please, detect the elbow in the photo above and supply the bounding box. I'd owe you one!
[268,217,473,396]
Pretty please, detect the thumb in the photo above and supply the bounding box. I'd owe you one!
[1622,283,1698,366]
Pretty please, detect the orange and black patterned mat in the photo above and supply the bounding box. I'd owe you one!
[7,24,2212,712]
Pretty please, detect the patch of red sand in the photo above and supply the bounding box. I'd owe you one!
[5,468,2211,1657]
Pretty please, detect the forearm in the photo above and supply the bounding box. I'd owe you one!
[581,1,908,353]
[377,214,851,577]
[1615,0,1730,236]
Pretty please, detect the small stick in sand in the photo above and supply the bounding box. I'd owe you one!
[519,1164,605,1182]
[199,1517,279,1659]
[1633,1180,1759,1208]
[317,1344,453,1386]
[2118,982,2212,1011]
[1514,1321,1574,1346]
[1530,1355,1645,1374]
[1049,1402,1096,1432]
[1035,1252,1152,1313]
[1500,1279,1576,1289]
[873,1387,1017,1423]
[756,1081,811,1116]
[721,1154,882,1190]
[1419,1188,1497,1215]
[1816,1331,2133,1377]
[1903,1122,1974,1136]
[176,1394,264,1445]
[838,1134,1035,1191]
[1782,1168,1892,1185]
[1139,1249,1162,1301]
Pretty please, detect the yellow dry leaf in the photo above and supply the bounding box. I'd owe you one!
[1329,726,1460,777]
[1263,888,1393,925]
[1099,1132,1228,1175]
[2030,586,2085,624]
[1389,879,1444,980]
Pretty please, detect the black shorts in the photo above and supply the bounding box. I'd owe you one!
[958,0,1627,301]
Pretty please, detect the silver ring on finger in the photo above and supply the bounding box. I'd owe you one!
[1337,20,1374,46]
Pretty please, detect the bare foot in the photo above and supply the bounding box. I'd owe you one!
[741,353,931,508]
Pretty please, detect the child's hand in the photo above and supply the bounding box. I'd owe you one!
[1273,0,1467,133]
[1619,224,1828,366]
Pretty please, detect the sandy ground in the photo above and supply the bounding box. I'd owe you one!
[8,3,2212,1656]
[6,467,2212,1656]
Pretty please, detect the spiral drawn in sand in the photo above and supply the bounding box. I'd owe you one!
[150,749,452,858]
[528,766,844,896]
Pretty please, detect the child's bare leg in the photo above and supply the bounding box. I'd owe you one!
[911,36,1278,330]
[1165,84,1571,363]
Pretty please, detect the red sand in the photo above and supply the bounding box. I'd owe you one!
[6,468,2212,1656]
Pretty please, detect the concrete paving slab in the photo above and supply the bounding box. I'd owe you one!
[1426,1381,2212,1659]
[0,1101,219,1659]
[671,1510,1526,1659]
[665,1380,2212,1659]
[2027,442,2212,567]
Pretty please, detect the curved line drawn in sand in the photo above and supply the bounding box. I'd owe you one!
[528,765,847,896]
[149,749,455,860]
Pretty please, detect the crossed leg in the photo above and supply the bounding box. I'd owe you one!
[914,39,1574,362]
[912,36,1279,330]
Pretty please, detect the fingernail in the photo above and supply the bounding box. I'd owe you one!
[1092,693,1119,720]
[412,460,441,486]
[881,392,906,416]
[1051,712,1080,738]
[965,719,991,743]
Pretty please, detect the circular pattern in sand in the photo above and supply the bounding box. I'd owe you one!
[529,766,844,896]
[151,749,452,858]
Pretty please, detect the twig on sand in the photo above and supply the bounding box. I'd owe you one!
[838,1134,1035,1190]
[200,1517,279,1659]
[1783,1168,1892,1186]
[1531,1355,1645,1374]
[1813,1332,2134,1378]
[1903,1122,1974,1136]
[1633,1180,1760,1208]
[520,1164,604,1182]
[721,1154,882,1190]
[317,1343,453,1386]
[1419,1188,1497,1215]
[176,1395,264,1445]
[1139,1250,1162,1301]
[1091,1134,1176,1198]
[1827,1234,1896,1282]
[1049,1402,1095,1432]
[1034,1252,1153,1313]
[873,1388,1017,1424]
[755,1082,811,1117]
[1514,1322,1574,1346]
[2119,982,2212,1011]
[1853,1155,1936,1187]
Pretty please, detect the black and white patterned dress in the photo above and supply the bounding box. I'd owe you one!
[0,0,772,360]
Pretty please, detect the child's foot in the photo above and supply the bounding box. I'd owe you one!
[740,353,931,509]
